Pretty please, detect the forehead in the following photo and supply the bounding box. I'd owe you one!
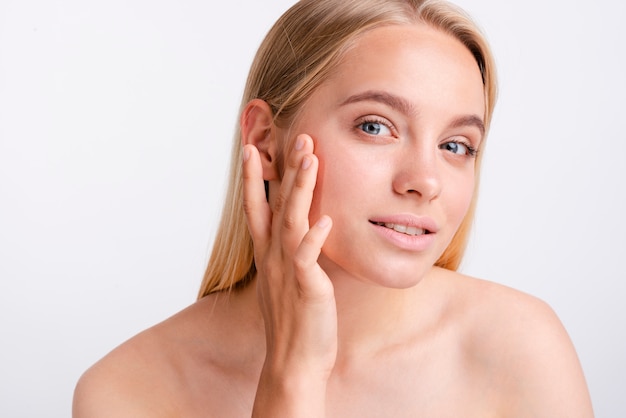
[319,24,485,117]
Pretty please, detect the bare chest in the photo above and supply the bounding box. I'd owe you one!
[325,353,502,417]
[174,350,502,418]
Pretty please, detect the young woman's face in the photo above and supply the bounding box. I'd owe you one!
[285,24,485,288]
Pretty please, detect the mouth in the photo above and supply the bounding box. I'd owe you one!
[370,221,432,236]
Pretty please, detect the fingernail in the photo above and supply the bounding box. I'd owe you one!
[317,216,330,228]
[243,147,250,162]
[301,156,311,170]
[295,136,305,151]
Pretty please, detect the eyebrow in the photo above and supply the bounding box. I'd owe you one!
[339,90,419,118]
[340,90,485,138]
[449,114,485,137]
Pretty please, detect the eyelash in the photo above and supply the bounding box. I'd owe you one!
[355,116,478,158]
[441,139,478,158]
[356,116,396,138]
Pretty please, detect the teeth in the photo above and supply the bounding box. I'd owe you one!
[377,222,426,236]
[405,226,422,235]
[386,222,405,233]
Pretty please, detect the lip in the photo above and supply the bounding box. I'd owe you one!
[369,214,438,252]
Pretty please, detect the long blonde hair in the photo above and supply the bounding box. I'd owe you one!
[198,0,497,298]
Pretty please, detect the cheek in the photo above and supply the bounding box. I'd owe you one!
[448,173,475,224]
[308,149,374,223]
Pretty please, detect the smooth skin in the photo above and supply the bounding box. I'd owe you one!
[73,24,593,417]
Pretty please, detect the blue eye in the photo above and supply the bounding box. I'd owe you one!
[359,121,391,136]
[440,141,477,157]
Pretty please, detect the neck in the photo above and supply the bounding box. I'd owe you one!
[242,266,445,367]
[325,264,441,364]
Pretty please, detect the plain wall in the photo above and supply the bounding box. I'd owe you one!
[1,0,624,416]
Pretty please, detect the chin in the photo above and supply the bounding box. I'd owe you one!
[371,266,433,289]
[320,254,435,290]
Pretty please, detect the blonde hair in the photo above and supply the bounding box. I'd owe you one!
[198,0,497,298]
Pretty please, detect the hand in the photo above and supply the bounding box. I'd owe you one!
[243,134,337,416]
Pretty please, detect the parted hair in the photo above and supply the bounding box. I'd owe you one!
[198,0,497,298]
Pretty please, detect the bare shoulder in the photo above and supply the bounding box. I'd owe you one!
[73,288,264,417]
[73,323,174,417]
[437,268,594,417]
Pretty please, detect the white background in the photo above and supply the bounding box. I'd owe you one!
[1,0,624,416]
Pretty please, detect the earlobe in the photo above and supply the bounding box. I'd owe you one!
[241,99,279,180]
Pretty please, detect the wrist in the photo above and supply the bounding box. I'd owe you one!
[252,363,329,417]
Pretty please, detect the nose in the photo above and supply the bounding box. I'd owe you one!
[392,144,441,201]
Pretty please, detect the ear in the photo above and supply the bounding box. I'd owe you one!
[240,99,279,180]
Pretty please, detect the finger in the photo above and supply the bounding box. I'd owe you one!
[292,215,333,296]
[242,144,271,249]
[280,153,319,251]
[271,134,314,240]
[273,134,314,216]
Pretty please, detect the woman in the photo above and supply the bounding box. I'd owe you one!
[73,0,593,416]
